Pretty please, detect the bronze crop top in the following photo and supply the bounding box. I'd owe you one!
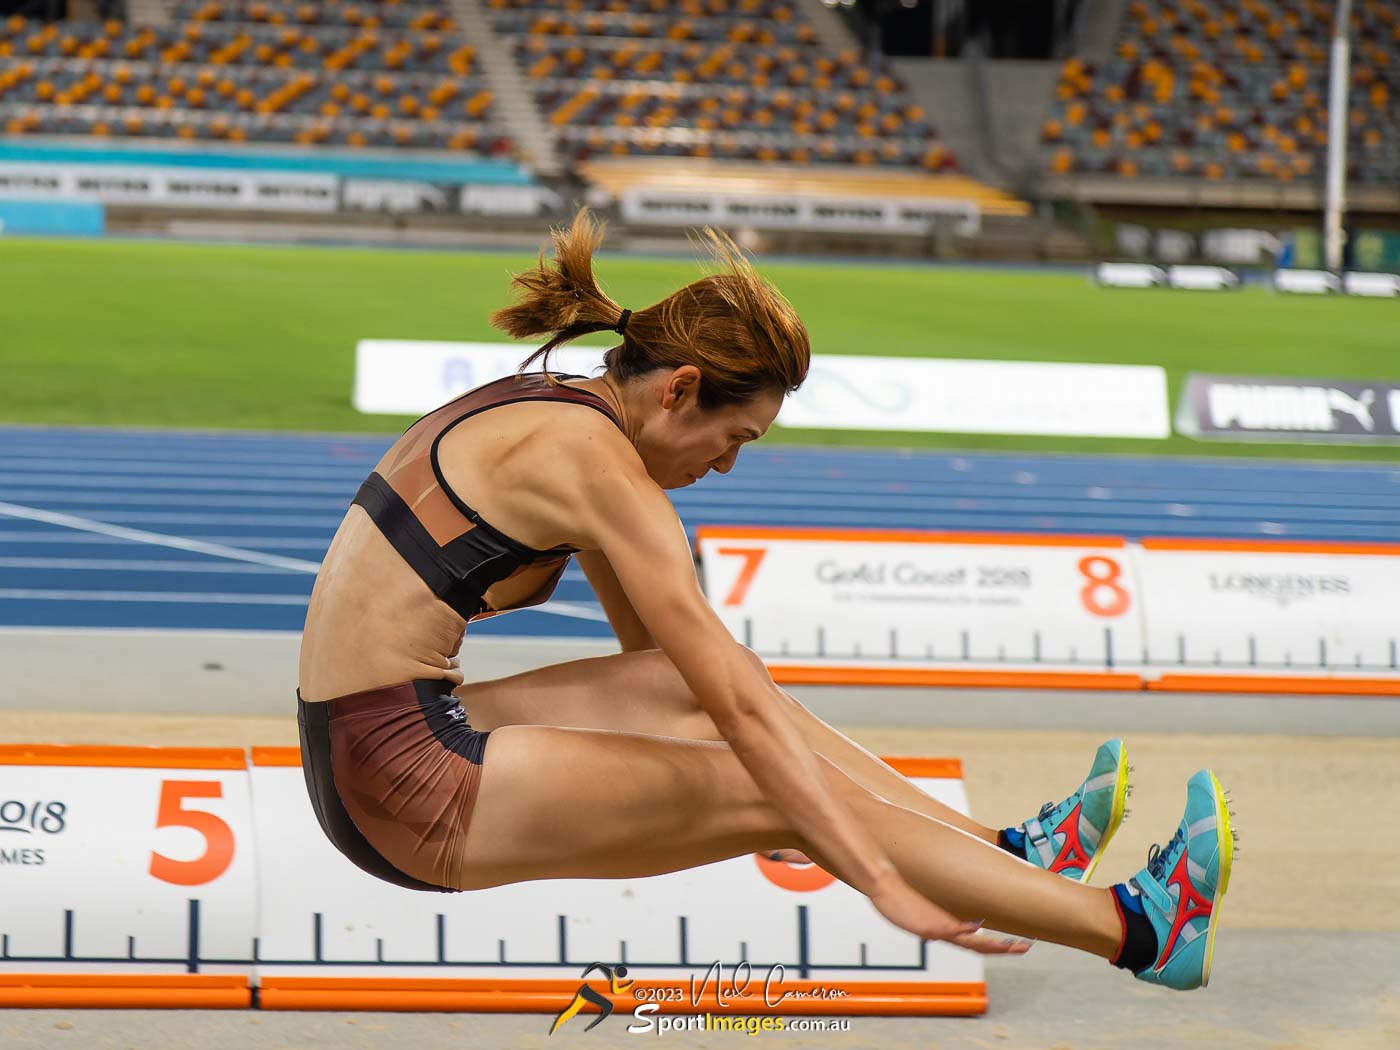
[349,372,621,621]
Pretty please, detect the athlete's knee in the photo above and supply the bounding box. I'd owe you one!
[739,645,777,681]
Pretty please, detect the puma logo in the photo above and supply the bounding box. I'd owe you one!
[1327,388,1376,430]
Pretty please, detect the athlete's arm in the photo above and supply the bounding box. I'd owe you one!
[575,549,655,653]
[564,438,999,954]
[514,418,1014,951]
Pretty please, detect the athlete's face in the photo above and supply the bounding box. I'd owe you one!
[642,367,783,490]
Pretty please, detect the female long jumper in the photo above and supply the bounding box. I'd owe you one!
[297,208,1235,991]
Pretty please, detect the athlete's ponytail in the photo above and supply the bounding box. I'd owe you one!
[493,206,810,409]
[490,207,626,378]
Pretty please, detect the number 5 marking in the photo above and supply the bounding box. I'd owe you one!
[149,780,235,887]
[715,547,768,606]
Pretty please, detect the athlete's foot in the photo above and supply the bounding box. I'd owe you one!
[1111,769,1237,991]
[998,738,1131,882]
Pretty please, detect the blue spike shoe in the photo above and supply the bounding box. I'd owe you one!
[1122,769,1236,990]
[1010,738,1131,883]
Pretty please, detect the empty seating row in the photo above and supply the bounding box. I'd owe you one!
[1041,0,1398,183]
[492,0,951,170]
[0,10,513,152]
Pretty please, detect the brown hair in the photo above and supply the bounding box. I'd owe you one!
[490,207,810,409]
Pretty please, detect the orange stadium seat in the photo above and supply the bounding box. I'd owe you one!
[1042,0,1398,183]
[486,0,957,170]
[0,0,512,152]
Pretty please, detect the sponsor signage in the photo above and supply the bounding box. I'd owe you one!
[1134,540,1400,676]
[0,165,561,217]
[0,162,337,212]
[0,746,982,1015]
[0,748,257,983]
[617,190,980,237]
[781,355,1169,438]
[354,340,1170,439]
[459,183,563,217]
[1177,373,1400,444]
[697,528,1400,689]
[341,179,454,214]
[353,340,608,415]
[696,527,1144,685]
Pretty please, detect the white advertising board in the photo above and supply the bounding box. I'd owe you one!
[353,340,1170,439]
[696,527,1144,684]
[780,355,1170,438]
[1134,540,1400,678]
[616,189,981,237]
[248,753,981,1014]
[353,340,608,415]
[0,749,256,979]
[0,163,337,212]
[0,746,984,1015]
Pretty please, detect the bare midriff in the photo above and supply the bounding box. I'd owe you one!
[297,390,612,704]
[297,506,469,703]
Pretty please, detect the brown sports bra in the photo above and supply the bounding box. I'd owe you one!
[349,371,621,621]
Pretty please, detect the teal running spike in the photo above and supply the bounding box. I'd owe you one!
[1012,738,1130,883]
[1125,769,1236,990]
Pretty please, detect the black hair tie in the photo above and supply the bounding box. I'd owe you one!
[614,308,632,336]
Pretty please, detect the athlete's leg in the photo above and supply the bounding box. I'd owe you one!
[457,648,997,844]
[451,722,1123,959]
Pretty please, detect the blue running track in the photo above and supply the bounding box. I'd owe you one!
[1,425,1398,636]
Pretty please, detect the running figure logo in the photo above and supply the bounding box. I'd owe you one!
[549,962,633,1034]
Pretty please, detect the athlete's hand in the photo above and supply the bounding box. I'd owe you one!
[868,874,1033,956]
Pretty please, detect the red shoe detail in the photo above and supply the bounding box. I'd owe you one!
[1153,851,1213,970]
[1046,800,1092,875]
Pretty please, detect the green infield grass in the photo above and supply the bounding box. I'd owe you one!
[1,235,1394,460]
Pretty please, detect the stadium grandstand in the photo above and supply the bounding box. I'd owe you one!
[2,3,1398,1047]
[1041,0,1399,185]
[3,0,1395,264]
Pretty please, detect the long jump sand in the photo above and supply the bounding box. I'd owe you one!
[3,705,1398,1047]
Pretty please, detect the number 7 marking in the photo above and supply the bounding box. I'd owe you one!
[715,547,768,606]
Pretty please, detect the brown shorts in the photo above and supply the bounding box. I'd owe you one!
[296,677,491,893]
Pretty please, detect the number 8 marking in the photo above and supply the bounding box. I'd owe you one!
[1078,555,1130,618]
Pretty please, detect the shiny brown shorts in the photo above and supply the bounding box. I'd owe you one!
[296,677,491,893]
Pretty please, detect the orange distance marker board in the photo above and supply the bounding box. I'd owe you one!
[0,746,255,1008]
[247,749,984,1017]
[696,525,1144,690]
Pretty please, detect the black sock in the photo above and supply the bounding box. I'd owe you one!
[1109,883,1158,973]
[996,827,1026,857]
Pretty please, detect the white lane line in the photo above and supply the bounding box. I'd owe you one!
[0,500,322,573]
[0,543,588,580]
[0,556,588,583]
[2,458,370,478]
[0,473,354,493]
[0,590,607,618]
[0,532,329,549]
[0,589,309,605]
[33,512,341,527]
[0,447,384,466]
[0,557,300,573]
[4,491,351,509]
[0,503,598,620]
[528,601,610,622]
